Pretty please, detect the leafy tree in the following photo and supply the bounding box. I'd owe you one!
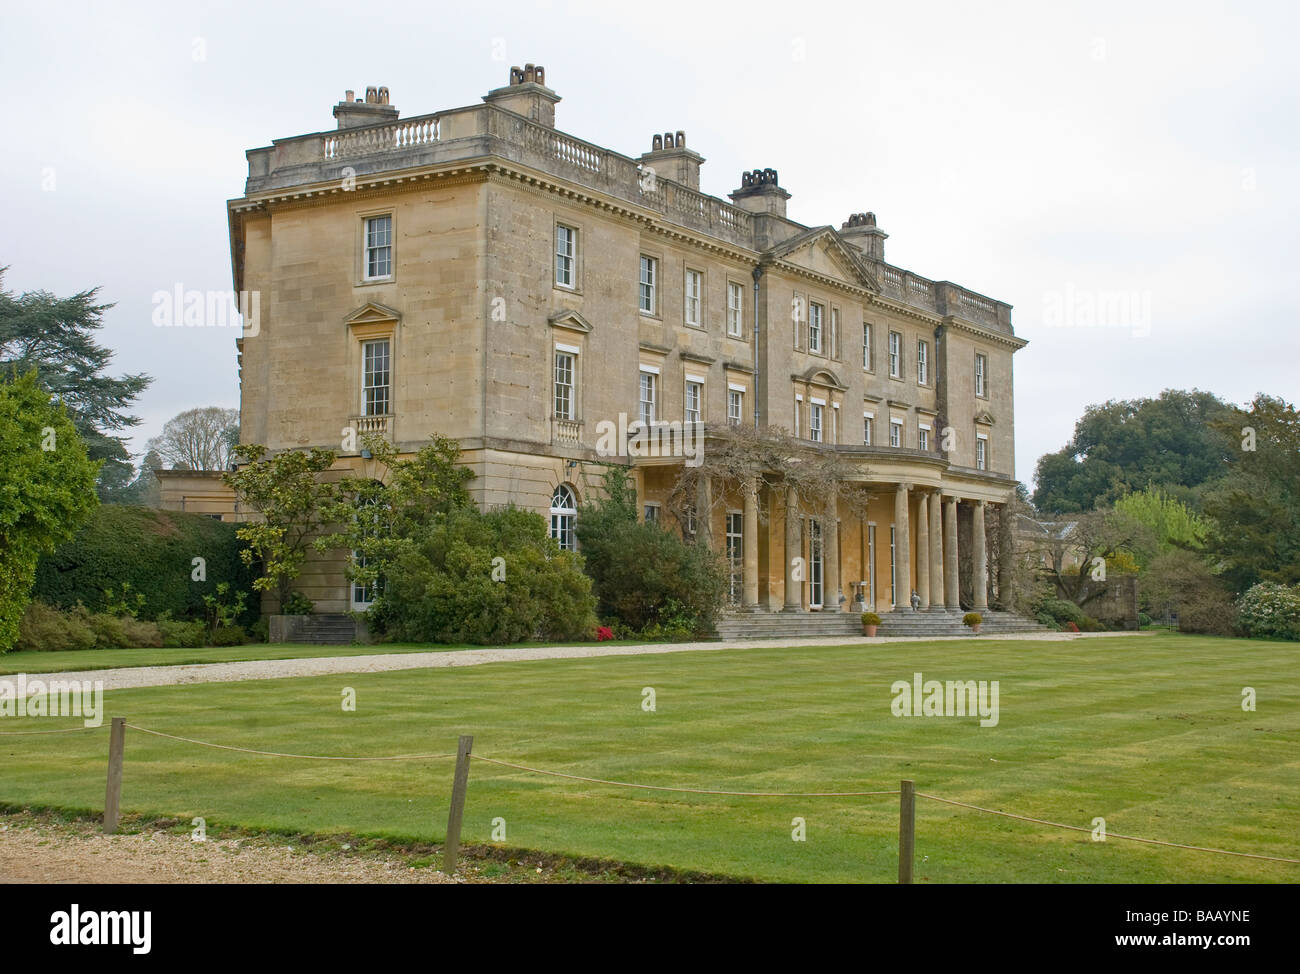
[1040,509,1151,609]
[578,468,727,636]
[148,406,240,471]
[1202,395,1300,592]
[0,269,150,499]
[1032,389,1236,512]
[223,444,339,609]
[315,433,474,602]
[1112,486,1209,569]
[0,373,101,652]
[1141,548,1237,635]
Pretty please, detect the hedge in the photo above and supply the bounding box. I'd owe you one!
[31,506,258,623]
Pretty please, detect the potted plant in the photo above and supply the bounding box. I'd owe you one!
[862,612,881,637]
[963,612,982,634]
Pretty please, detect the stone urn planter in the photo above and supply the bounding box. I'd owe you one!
[963,612,983,635]
[862,612,881,637]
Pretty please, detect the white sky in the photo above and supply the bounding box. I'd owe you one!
[2,0,1296,486]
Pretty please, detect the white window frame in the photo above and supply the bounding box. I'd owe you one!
[976,433,988,470]
[830,307,840,360]
[727,281,744,337]
[550,484,577,551]
[364,215,393,281]
[889,419,902,449]
[888,331,902,378]
[639,255,657,314]
[362,339,391,416]
[975,353,988,398]
[918,424,930,452]
[863,322,873,370]
[555,224,576,288]
[727,386,744,425]
[685,268,702,327]
[643,503,661,523]
[863,412,874,446]
[685,377,703,424]
[554,348,576,420]
[809,302,824,354]
[638,368,658,425]
[917,339,929,386]
[809,402,823,442]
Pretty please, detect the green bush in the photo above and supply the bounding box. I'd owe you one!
[32,506,258,623]
[1034,597,1088,627]
[84,611,130,649]
[281,591,314,616]
[963,612,982,627]
[247,618,270,644]
[1236,583,1300,641]
[210,624,247,646]
[576,469,727,637]
[14,601,96,652]
[372,505,597,645]
[158,619,206,648]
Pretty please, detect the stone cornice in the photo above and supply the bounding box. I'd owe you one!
[941,316,1029,351]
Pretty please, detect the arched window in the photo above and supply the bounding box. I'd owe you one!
[550,484,577,551]
[351,488,387,610]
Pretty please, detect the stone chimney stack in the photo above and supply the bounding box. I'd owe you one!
[728,168,790,218]
[638,130,704,191]
[332,85,399,129]
[839,211,888,261]
[482,63,560,127]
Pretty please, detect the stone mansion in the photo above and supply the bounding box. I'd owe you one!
[172,64,1029,622]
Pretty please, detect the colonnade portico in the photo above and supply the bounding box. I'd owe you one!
[705,475,1002,615]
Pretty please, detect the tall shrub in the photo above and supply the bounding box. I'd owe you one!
[576,468,727,636]
[0,373,101,652]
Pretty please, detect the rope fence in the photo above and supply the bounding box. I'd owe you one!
[13,715,1299,879]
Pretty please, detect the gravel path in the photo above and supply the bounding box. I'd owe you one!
[0,818,451,884]
[14,631,1138,692]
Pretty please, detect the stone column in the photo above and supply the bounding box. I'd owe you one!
[783,485,802,611]
[743,480,760,611]
[929,491,944,608]
[695,475,713,550]
[916,492,930,609]
[943,496,960,610]
[893,484,910,610]
[972,499,989,611]
[823,501,840,612]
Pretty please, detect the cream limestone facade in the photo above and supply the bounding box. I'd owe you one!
[213,66,1028,616]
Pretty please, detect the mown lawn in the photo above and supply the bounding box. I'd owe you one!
[1,633,1295,883]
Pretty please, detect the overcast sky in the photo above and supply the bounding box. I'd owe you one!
[2,0,1296,486]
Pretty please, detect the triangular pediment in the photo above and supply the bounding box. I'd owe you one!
[975,410,995,426]
[548,308,593,334]
[345,301,402,325]
[768,227,880,292]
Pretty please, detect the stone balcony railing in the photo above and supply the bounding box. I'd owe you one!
[244,102,1010,334]
[552,417,582,446]
[349,413,393,443]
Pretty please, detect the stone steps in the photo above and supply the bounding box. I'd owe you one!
[283,614,359,645]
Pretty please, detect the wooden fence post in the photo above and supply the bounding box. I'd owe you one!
[898,779,915,884]
[103,717,126,834]
[442,734,474,874]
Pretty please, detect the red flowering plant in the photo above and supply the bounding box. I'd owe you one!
[596,626,614,641]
